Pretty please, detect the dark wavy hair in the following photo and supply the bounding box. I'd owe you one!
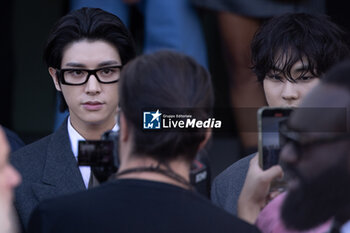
[44,7,136,112]
[252,13,349,82]
[119,50,214,162]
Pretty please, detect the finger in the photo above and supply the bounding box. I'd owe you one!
[268,190,281,201]
[249,153,259,167]
[262,165,283,182]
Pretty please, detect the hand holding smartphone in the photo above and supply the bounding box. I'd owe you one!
[258,107,293,170]
[257,107,293,191]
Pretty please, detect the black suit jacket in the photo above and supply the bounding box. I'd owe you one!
[11,120,86,229]
[3,126,25,151]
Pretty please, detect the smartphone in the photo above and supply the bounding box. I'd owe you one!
[258,107,293,170]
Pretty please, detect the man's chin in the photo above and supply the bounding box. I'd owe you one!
[281,165,350,231]
[281,188,327,231]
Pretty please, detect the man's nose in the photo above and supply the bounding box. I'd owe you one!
[280,143,299,166]
[85,74,102,94]
[281,82,299,102]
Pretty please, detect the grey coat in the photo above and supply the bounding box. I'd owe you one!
[211,153,255,215]
[11,120,86,229]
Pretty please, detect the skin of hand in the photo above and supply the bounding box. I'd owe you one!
[237,154,283,224]
[0,126,20,233]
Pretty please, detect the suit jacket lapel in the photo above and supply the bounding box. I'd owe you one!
[32,119,86,202]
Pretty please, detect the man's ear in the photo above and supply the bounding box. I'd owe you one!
[198,129,212,151]
[48,67,62,91]
[119,112,129,142]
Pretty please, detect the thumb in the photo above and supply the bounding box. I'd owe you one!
[249,153,259,168]
[262,165,283,183]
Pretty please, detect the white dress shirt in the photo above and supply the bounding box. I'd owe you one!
[341,221,350,233]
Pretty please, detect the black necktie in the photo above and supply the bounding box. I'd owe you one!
[88,168,99,189]
[328,220,342,233]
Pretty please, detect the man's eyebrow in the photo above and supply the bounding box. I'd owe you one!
[269,65,311,74]
[64,62,86,68]
[294,65,310,73]
[63,61,121,68]
[97,60,121,67]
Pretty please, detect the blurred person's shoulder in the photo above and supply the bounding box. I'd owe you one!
[28,179,261,233]
[215,153,255,184]
[211,153,255,214]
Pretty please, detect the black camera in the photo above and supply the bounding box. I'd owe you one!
[78,130,119,183]
[77,130,211,197]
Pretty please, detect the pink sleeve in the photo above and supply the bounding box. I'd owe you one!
[256,192,331,233]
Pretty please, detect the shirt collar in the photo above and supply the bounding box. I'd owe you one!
[341,221,350,233]
[67,116,119,160]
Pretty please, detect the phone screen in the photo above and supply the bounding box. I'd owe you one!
[258,107,293,170]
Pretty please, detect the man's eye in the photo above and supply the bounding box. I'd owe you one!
[68,70,84,76]
[296,76,315,81]
[100,68,118,76]
[267,74,284,82]
[102,68,112,74]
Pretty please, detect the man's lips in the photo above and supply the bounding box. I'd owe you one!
[284,170,302,191]
[82,101,104,111]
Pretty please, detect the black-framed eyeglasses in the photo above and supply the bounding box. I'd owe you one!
[56,65,122,85]
[279,121,350,157]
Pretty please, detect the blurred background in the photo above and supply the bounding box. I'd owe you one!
[1,0,349,178]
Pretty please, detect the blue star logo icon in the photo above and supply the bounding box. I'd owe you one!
[143,110,162,129]
[151,110,161,122]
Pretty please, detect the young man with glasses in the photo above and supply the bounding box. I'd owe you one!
[27,50,261,233]
[11,7,135,229]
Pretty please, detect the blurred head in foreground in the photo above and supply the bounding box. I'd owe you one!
[280,60,350,230]
[0,127,21,233]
